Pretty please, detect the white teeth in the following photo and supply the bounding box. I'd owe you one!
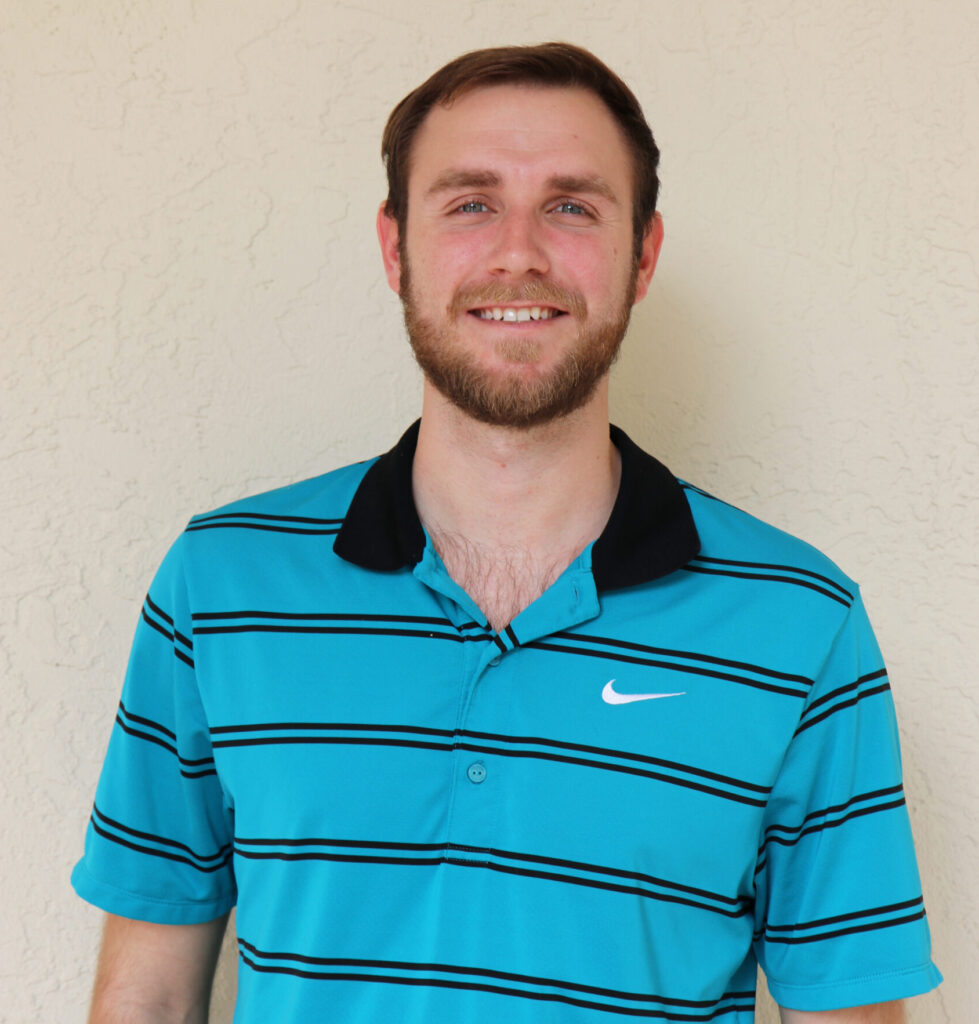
[475,306,558,321]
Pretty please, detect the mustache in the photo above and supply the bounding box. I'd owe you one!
[450,280,587,319]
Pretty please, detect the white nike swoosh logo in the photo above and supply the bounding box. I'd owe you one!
[601,680,686,705]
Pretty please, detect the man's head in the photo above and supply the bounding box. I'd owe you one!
[381,43,659,267]
[376,45,664,428]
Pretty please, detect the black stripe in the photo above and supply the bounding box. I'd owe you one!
[554,632,811,686]
[209,736,765,807]
[456,742,768,807]
[475,846,748,906]
[528,641,809,699]
[119,701,176,741]
[761,797,908,849]
[237,939,753,1013]
[681,566,850,608]
[210,721,453,738]
[186,523,341,535]
[232,847,748,918]
[115,715,178,756]
[144,594,174,626]
[191,624,481,644]
[238,954,753,1020]
[190,512,344,525]
[794,683,891,736]
[493,633,508,653]
[210,722,767,800]
[115,713,215,771]
[141,608,173,641]
[91,818,232,873]
[764,896,923,934]
[234,837,748,907]
[470,858,747,918]
[763,910,926,945]
[754,797,907,874]
[235,848,443,866]
[761,784,904,844]
[802,669,888,717]
[92,806,230,865]
[458,729,771,795]
[180,753,218,767]
[238,836,444,850]
[690,556,853,600]
[190,610,457,626]
[211,735,454,754]
[175,648,195,669]
[504,624,520,647]
[140,609,195,666]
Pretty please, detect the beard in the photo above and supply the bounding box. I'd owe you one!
[401,262,637,429]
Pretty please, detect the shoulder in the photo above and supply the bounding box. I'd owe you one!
[186,457,378,528]
[153,456,381,592]
[679,480,858,613]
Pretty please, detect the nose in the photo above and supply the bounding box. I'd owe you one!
[487,209,549,278]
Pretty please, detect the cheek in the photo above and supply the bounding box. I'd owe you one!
[547,230,616,281]
[562,250,614,296]
[412,232,483,286]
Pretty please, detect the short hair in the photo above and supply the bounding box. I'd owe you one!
[381,42,660,263]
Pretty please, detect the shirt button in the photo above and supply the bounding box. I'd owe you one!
[490,656,502,667]
[467,762,487,784]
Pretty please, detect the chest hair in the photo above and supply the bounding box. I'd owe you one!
[429,528,574,633]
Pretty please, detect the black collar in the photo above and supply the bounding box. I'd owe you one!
[333,420,700,591]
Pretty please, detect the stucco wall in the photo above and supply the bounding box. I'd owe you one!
[2,2,975,1021]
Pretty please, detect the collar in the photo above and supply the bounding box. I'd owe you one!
[333,420,700,591]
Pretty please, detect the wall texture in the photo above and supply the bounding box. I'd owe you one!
[2,2,975,1021]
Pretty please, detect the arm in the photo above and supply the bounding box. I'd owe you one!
[779,1001,905,1024]
[88,912,229,1024]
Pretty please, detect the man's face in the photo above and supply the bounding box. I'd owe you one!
[378,84,662,428]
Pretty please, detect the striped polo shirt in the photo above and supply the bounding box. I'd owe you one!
[72,422,941,1021]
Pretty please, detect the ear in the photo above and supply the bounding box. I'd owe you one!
[631,213,664,304]
[376,203,403,295]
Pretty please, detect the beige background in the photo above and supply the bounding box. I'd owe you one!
[2,2,976,1021]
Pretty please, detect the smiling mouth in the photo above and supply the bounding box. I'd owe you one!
[470,306,566,322]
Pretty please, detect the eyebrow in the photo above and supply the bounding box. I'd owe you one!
[546,174,619,205]
[424,169,620,205]
[425,170,501,198]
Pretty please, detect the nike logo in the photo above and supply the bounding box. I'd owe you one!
[601,679,686,705]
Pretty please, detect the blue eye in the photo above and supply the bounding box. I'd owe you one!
[457,201,489,213]
[554,201,587,215]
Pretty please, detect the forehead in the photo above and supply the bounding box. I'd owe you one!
[408,84,634,194]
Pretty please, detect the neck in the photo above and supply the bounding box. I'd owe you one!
[412,383,620,628]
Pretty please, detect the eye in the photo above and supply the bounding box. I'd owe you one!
[553,201,588,216]
[456,200,490,214]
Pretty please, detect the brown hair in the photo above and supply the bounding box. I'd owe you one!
[381,43,660,262]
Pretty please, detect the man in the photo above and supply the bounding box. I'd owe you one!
[74,43,940,1023]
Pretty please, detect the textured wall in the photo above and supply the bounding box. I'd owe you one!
[2,2,975,1021]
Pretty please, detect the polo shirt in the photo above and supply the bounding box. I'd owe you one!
[72,422,941,1021]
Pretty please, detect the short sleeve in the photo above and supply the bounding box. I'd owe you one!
[753,591,942,1010]
[71,533,237,924]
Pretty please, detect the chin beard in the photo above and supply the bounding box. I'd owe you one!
[401,274,636,429]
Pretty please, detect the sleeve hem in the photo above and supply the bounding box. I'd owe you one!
[71,861,236,925]
[766,961,943,1011]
